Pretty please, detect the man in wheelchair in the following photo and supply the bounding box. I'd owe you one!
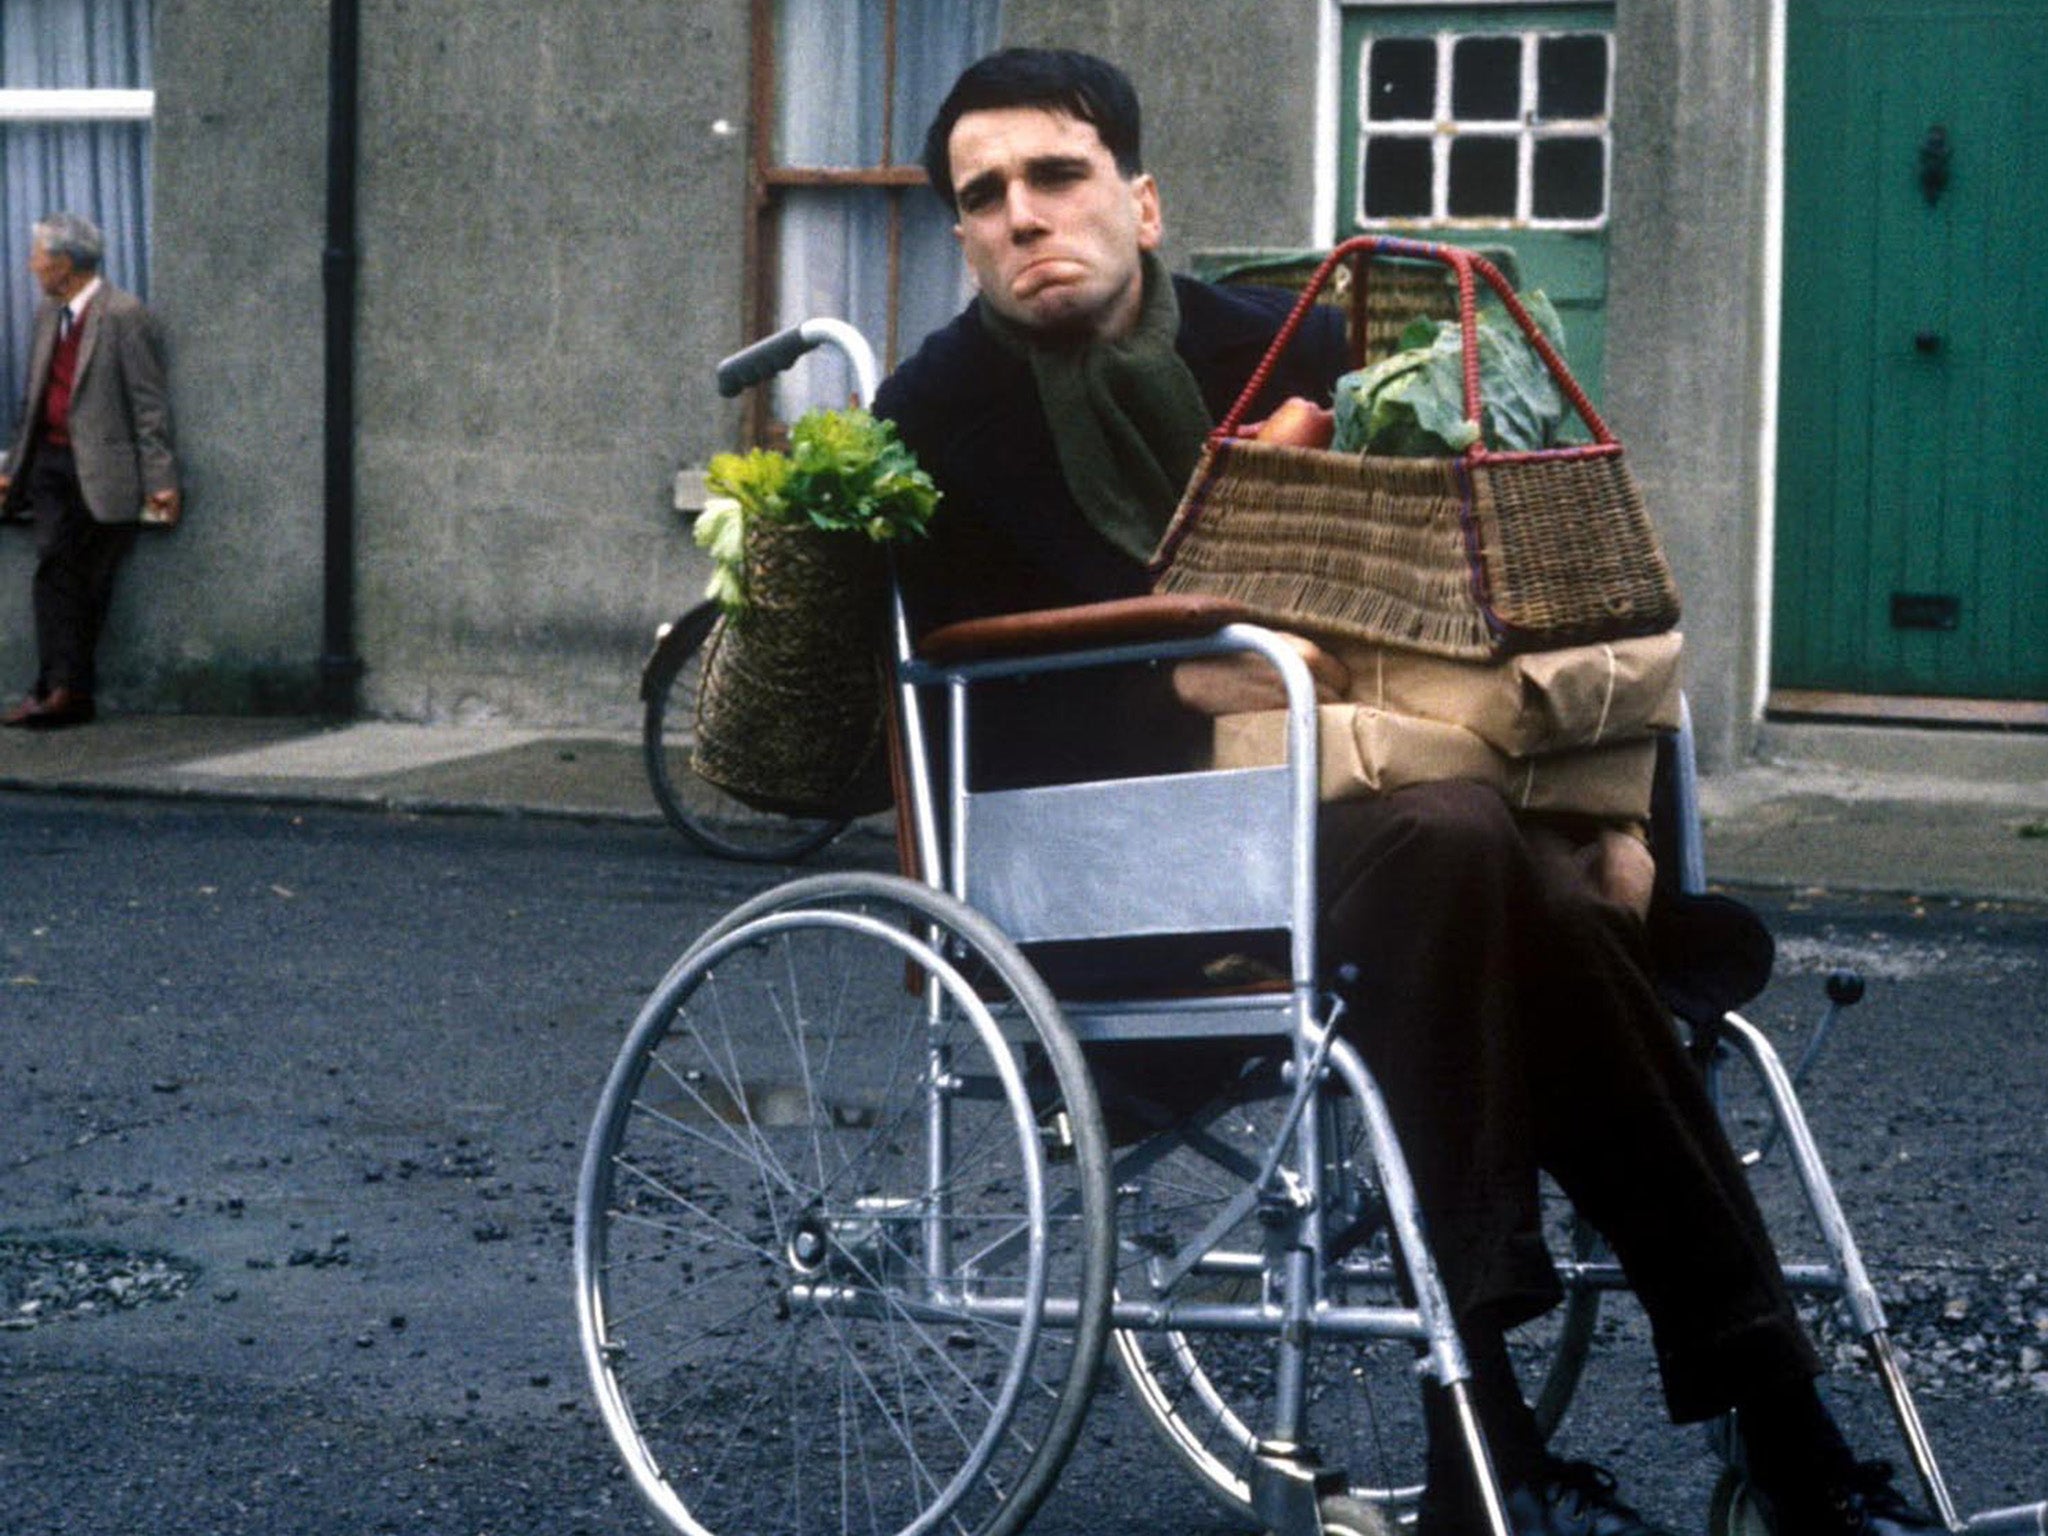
[874,47,1941,1536]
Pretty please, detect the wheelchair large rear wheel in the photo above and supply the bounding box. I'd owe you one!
[1107,1044,1600,1526]
[575,873,1114,1536]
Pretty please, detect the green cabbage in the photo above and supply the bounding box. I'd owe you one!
[1331,291,1585,457]
[698,408,940,613]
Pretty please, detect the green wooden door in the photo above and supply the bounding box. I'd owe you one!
[1775,0,2048,700]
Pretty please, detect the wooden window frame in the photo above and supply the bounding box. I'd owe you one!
[1347,18,1613,235]
[745,0,936,435]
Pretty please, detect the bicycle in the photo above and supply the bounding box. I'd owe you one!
[638,599,853,862]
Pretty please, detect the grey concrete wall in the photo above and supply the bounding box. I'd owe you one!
[38,0,751,727]
[1004,0,1324,263]
[352,3,749,725]
[1605,0,1773,771]
[150,0,329,711]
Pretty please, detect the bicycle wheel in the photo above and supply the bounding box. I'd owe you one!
[641,601,850,863]
[576,872,1114,1536]
[1107,1042,1599,1526]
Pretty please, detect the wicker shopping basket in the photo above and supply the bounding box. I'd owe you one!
[690,518,892,816]
[1152,237,1680,660]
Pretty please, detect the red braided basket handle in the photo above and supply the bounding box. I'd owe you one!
[1212,235,1619,460]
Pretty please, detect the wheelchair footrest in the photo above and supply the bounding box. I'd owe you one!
[1965,1503,2048,1535]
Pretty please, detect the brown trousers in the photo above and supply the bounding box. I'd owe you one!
[1317,779,1820,1422]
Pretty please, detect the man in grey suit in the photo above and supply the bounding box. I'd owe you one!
[0,210,180,729]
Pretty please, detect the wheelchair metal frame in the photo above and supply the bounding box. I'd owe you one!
[894,594,1519,1535]
[575,317,2045,1536]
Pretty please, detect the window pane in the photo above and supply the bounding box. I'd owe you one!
[1363,135,1433,219]
[1450,36,1520,121]
[891,0,999,168]
[774,188,893,415]
[1366,37,1435,121]
[0,119,152,434]
[1537,34,1607,120]
[0,0,153,89]
[775,0,886,167]
[0,2,155,441]
[772,184,971,388]
[1447,135,1516,218]
[1532,136,1605,220]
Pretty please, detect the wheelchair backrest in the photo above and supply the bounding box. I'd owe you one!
[893,597,1327,1001]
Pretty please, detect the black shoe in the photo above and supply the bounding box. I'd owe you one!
[1419,1457,1678,1535]
[1512,1460,1678,1536]
[1750,1458,1942,1534]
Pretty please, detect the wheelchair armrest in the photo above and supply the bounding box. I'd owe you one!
[915,594,1253,667]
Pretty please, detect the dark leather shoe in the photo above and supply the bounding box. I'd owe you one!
[1751,1459,1942,1534]
[1420,1458,1677,1535]
[15,687,95,729]
[1511,1460,1677,1536]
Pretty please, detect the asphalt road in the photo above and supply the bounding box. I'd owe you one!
[1,794,2042,1535]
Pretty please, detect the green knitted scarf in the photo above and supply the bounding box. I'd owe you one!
[979,252,1212,561]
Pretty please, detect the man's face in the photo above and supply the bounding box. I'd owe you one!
[28,243,74,301]
[947,106,1162,343]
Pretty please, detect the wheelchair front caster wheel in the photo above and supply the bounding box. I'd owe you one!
[1707,1467,1772,1536]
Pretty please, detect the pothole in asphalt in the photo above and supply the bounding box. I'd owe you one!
[0,1232,199,1329]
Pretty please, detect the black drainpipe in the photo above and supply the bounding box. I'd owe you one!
[319,0,364,718]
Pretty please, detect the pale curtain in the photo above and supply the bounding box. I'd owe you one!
[772,0,997,415]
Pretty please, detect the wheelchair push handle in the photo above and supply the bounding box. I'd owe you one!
[715,317,880,410]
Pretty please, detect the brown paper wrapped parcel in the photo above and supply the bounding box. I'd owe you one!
[1209,631,1683,820]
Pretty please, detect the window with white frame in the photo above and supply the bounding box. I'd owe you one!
[0,0,154,440]
[1350,23,1610,230]
[752,0,998,422]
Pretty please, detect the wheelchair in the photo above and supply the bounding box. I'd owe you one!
[573,318,2044,1536]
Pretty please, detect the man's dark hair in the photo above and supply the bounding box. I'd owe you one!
[920,48,1143,211]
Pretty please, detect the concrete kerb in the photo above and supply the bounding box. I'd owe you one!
[5,714,2048,905]
[0,716,661,827]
